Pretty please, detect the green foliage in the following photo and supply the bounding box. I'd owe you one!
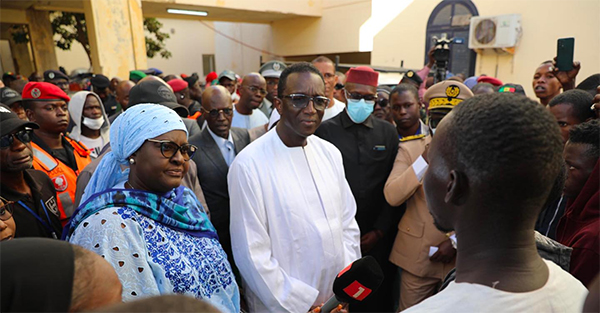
[144,17,172,59]
[9,25,29,44]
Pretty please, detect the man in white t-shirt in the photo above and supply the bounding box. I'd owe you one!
[406,93,588,312]
[67,91,110,159]
[231,73,269,130]
[312,56,345,121]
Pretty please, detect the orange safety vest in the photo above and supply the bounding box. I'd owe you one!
[31,136,91,226]
[188,111,202,120]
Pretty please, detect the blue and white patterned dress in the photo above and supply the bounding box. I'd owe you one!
[67,185,240,313]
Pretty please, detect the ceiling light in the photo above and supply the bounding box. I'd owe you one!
[167,9,208,17]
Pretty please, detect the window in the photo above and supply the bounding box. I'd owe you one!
[425,0,479,78]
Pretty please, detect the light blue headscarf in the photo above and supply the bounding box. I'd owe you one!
[80,104,187,203]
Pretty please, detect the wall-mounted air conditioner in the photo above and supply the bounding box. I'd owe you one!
[469,14,522,49]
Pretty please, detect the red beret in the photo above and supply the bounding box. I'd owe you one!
[205,71,218,84]
[477,76,503,87]
[167,79,189,93]
[22,82,70,103]
[346,66,379,87]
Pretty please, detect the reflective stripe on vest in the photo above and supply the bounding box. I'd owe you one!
[32,147,58,171]
[58,192,74,218]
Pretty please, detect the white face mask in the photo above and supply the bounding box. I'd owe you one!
[82,116,105,130]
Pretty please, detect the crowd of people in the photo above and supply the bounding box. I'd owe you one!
[0,49,599,313]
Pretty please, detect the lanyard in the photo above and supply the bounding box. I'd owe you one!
[17,200,58,239]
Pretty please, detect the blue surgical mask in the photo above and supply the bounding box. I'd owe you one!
[346,99,373,124]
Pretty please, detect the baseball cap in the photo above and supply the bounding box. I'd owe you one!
[128,80,189,117]
[217,70,236,82]
[498,83,526,96]
[22,82,71,103]
[424,81,473,111]
[259,61,287,78]
[90,74,110,89]
[183,73,200,87]
[43,70,69,82]
[2,72,17,81]
[0,103,39,137]
[0,87,22,106]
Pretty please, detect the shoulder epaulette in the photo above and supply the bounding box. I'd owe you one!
[400,134,427,142]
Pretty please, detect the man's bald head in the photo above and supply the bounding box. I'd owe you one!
[238,73,267,112]
[202,85,234,139]
[202,85,231,111]
[116,80,135,110]
[242,73,266,87]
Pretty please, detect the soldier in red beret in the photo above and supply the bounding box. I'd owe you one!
[167,78,202,118]
[22,82,91,225]
[315,66,401,312]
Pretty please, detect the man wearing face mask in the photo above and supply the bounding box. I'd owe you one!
[67,91,110,159]
[315,66,401,312]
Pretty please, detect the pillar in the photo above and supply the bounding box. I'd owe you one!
[26,9,58,72]
[83,0,147,79]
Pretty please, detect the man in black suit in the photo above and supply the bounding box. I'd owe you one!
[189,85,251,268]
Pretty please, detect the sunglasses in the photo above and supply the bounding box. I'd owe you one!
[146,139,198,161]
[0,129,33,149]
[202,108,234,118]
[247,86,267,96]
[376,98,389,107]
[335,83,344,90]
[282,94,330,111]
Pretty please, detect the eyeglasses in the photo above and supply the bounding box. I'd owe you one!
[0,200,14,221]
[282,94,330,111]
[334,83,345,90]
[247,86,267,96]
[376,98,389,107]
[202,108,234,118]
[345,91,377,105]
[146,139,198,161]
[0,129,33,149]
[323,73,336,80]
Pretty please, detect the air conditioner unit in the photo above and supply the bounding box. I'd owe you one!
[468,14,522,49]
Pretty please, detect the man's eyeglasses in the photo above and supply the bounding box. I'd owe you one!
[345,90,377,105]
[202,108,234,118]
[146,139,198,161]
[0,199,14,221]
[0,129,33,149]
[334,83,345,90]
[323,73,336,80]
[282,94,330,111]
[247,86,267,96]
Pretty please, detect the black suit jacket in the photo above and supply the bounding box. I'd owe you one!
[189,127,250,256]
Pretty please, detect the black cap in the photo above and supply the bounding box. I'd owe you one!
[2,72,17,81]
[183,73,200,87]
[0,87,22,106]
[90,74,110,89]
[402,70,423,86]
[498,83,526,96]
[43,70,69,82]
[0,104,38,137]
[128,80,189,117]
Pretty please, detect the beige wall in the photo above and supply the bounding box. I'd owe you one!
[372,0,600,98]
[271,0,371,56]
[214,21,272,76]
[145,18,216,79]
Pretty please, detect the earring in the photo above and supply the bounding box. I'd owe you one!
[129,158,135,165]
[180,94,185,99]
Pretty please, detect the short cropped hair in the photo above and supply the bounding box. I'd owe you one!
[311,56,334,66]
[548,89,595,122]
[445,93,563,211]
[70,245,96,311]
[277,62,324,98]
[390,84,419,101]
[568,119,600,159]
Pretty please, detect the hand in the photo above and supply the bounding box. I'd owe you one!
[309,303,349,313]
[360,230,383,254]
[552,58,580,90]
[593,85,600,119]
[427,46,436,68]
[429,239,456,263]
[421,144,430,163]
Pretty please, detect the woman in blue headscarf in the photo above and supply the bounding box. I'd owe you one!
[64,104,240,312]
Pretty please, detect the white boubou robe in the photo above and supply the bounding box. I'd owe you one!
[228,128,361,312]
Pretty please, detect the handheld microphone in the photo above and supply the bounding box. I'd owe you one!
[320,256,384,313]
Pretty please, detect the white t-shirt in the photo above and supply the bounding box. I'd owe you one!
[322,98,345,121]
[79,135,104,159]
[404,259,588,313]
[231,107,269,130]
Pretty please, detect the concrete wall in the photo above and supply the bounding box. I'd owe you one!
[372,0,600,99]
[214,21,272,76]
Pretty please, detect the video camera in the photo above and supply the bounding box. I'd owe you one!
[432,34,454,83]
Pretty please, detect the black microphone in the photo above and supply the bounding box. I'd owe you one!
[320,256,384,313]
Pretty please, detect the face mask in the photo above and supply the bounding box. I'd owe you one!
[346,99,374,124]
[82,116,105,130]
